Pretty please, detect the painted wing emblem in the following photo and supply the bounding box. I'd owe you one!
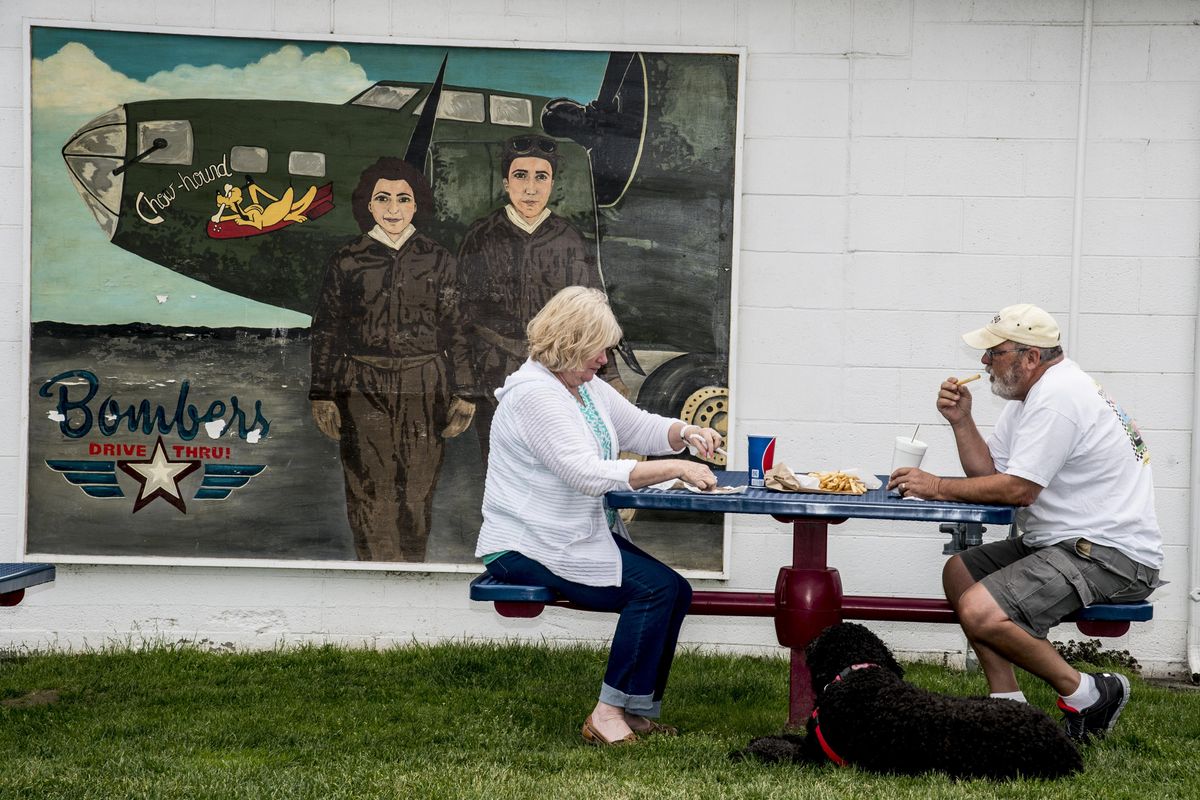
[194,464,266,499]
[45,460,124,498]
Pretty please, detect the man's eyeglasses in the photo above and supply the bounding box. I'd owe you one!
[508,136,558,156]
[984,346,1030,360]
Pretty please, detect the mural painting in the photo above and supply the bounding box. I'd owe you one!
[26,25,741,571]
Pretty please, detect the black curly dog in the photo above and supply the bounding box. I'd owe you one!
[737,622,1082,780]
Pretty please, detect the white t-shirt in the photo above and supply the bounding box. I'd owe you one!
[987,358,1163,569]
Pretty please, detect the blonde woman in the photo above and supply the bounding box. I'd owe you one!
[476,286,722,745]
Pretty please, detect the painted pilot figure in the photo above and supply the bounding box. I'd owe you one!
[309,157,474,562]
[459,134,623,461]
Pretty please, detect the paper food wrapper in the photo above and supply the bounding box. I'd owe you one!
[650,478,746,494]
[679,482,746,495]
[764,463,882,495]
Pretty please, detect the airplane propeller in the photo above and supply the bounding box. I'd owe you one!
[404,54,449,171]
[541,52,648,208]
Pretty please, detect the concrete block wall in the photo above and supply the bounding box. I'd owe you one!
[2,0,1196,677]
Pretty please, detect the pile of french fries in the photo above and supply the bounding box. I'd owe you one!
[807,470,868,495]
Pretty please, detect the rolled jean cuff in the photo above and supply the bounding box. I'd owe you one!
[599,682,658,718]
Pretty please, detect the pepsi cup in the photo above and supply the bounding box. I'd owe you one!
[747,435,776,487]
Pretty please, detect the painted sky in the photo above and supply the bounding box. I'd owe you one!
[30,26,607,328]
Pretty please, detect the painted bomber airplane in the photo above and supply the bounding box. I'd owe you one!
[61,52,648,319]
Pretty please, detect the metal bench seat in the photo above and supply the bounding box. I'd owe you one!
[470,573,1152,636]
[1065,599,1153,637]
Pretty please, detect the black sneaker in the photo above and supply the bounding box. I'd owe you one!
[1058,671,1130,742]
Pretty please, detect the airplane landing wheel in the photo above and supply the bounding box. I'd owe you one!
[679,386,728,467]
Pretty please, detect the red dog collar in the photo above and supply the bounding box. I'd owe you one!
[811,707,847,766]
[812,662,881,766]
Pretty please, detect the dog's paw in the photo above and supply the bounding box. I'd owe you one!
[730,734,807,764]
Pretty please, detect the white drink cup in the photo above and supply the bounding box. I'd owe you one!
[892,436,928,470]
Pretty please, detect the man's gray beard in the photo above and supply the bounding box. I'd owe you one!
[990,368,1023,400]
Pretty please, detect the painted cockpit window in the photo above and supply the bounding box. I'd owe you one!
[81,107,127,129]
[350,84,420,110]
[61,106,126,239]
[136,120,192,165]
[489,95,533,127]
[288,151,326,177]
[230,145,268,173]
[64,125,124,157]
[63,163,119,238]
[414,90,485,123]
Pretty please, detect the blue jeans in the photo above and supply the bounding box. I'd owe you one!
[485,535,693,718]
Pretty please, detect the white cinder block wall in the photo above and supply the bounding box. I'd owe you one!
[2,1,1197,677]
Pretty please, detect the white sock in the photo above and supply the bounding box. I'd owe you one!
[990,690,1027,703]
[1060,673,1099,710]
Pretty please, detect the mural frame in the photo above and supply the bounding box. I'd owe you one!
[21,19,745,576]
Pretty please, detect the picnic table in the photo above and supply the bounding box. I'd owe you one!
[0,563,56,607]
[605,470,1018,724]
[473,469,1153,727]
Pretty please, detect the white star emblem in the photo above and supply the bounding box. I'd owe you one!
[127,440,188,497]
[117,437,201,513]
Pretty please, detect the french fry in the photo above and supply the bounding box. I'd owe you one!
[957,373,982,385]
[807,470,868,495]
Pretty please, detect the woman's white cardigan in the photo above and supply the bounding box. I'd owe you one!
[475,359,682,586]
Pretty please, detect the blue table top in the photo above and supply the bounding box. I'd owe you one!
[606,470,1016,525]
[0,563,56,594]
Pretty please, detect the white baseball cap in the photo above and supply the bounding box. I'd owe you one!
[962,304,1061,349]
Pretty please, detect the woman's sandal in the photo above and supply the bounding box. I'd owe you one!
[581,716,638,746]
[634,719,679,736]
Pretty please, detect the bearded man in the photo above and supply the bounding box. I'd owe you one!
[887,304,1162,744]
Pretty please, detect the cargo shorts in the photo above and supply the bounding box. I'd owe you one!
[959,537,1159,639]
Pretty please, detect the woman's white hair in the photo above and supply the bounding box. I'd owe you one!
[526,286,622,372]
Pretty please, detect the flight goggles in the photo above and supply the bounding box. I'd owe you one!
[507,135,558,156]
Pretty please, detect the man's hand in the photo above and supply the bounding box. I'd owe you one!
[311,399,340,441]
[937,377,975,426]
[441,397,475,438]
[887,467,942,500]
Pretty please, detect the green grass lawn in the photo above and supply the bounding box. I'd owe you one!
[1,640,1197,799]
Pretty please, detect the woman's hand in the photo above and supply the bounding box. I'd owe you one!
[310,400,340,441]
[677,460,717,490]
[441,397,475,438]
[628,458,718,490]
[671,423,724,460]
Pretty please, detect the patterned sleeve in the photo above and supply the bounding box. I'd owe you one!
[507,385,639,497]
[592,378,678,456]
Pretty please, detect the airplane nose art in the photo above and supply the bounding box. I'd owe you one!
[61,106,126,240]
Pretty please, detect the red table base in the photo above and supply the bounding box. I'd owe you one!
[683,517,967,725]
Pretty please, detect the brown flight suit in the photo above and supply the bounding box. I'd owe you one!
[459,208,618,461]
[310,231,473,562]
